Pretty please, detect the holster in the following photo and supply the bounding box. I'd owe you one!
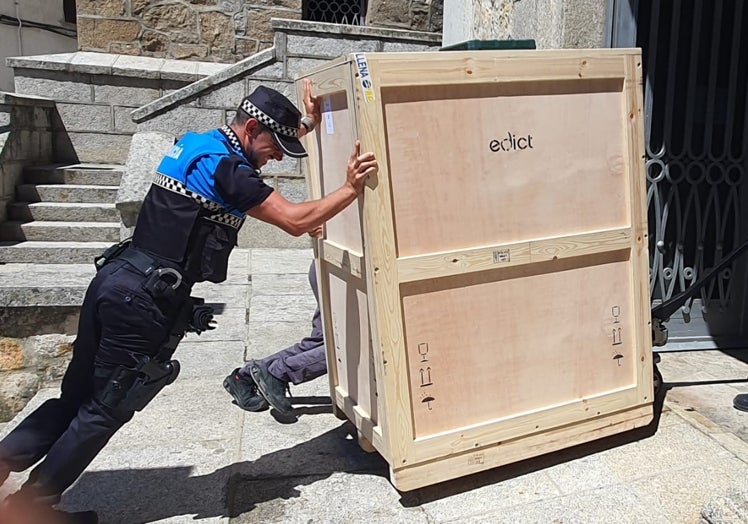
[94,238,132,271]
[97,358,180,418]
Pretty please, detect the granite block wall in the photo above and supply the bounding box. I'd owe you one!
[0,94,57,223]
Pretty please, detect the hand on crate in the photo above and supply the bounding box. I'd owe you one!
[347,140,378,194]
[300,79,321,137]
[307,224,324,238]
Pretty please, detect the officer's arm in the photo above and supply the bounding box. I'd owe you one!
[247,142,377,236]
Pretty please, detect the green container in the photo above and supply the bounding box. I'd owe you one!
[440,39,536,51]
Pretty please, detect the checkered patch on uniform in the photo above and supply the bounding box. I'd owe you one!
[207,213,244,229]
[220,125,244,156]
[240,100,298,138]
[153,173,244,230]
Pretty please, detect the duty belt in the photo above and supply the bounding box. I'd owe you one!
[95,240,189,300]
[121,248,188,300]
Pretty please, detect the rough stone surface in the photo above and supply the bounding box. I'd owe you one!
[116,131,175,227]
[108,42,142,56]
[287,35,381,57]
[15,74,93,104]
[171,43,210,60]
[0,372,40,421]
[368,0,443,32]
[27,334,75,362]
[246,8,301,45]
[198,81,245,109]
[200,12,235,50]
[66,132,134,164]
[443,0,605,50]
[142,5,198,34]
[92,82,160,106]
[137,106,224,135]
[78,19,141,50]
[113,106,138,133]
[701,488,748,524]
[76,0,127,17]
[56,103,113,133]
[0,338,24,371]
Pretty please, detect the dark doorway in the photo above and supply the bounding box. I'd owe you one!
[613,1,748,350]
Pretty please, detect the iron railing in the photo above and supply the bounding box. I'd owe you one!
[303,0,368,26]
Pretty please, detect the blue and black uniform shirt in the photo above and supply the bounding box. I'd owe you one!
[132,125,273,283]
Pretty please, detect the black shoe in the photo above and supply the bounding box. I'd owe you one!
[249,362,293,414]
[733,393,748,412]
[223,367,269,412]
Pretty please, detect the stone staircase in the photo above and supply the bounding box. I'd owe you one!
[0,163,123,264]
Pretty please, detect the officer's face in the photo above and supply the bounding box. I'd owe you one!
[246,127,283,168]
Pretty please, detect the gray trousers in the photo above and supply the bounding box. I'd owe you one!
[244,261,326,385]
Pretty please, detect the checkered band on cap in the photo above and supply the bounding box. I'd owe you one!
[241,99,299,138]
[153,173,245,230]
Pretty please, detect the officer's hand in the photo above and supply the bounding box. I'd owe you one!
[347,141,377,195]
[307,224,324,239]
[303,79,321,129]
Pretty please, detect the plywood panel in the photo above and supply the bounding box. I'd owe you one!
[317,91,363,253]
[401,251,636,438]
[382,81,629,257]
[327,266,377,423]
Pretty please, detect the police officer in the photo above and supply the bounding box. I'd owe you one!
[0,80,377,523]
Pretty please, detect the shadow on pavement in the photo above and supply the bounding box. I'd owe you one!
[64,423,388,523]
[64,384,670,521]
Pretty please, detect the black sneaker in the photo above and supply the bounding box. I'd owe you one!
[223,367,269,412]
[249,361,293,414]
[733,393,748,412]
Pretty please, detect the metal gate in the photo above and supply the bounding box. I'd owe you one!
[611,0,748,350]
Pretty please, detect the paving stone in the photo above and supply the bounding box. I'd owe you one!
[230,472,427,523]
[250,248,314,274]
[251,273,310,295]
[246,320,314,360]
[459,486,664,524]
[545,412,733,493]
[195,306,248,342]
[250,294,318,323]
[175,340,246,379]
[630,458,748,524]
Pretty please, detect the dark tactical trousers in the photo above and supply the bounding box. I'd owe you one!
[0,259,178,504]
[256,261,326,385]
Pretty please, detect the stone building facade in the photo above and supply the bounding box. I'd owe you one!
[76,0,443,62]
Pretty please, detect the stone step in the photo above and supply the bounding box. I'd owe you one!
[0,263,94,307]
[22,164,124,186]
[16,184,118,204]
[7,202,119,222]
[0,221,120,242]
[0,241,111,264]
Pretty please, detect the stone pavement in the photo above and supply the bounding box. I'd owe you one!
[1,248,747,523]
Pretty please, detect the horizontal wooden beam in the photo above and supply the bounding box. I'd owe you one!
[377,55,627,87]
[320,240,364,279]
[397,227,632,283]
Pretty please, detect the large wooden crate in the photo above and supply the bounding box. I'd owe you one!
[295,49,653,491]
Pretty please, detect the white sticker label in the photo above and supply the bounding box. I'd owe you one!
[323,97,334,135]
[354,53,375,103]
